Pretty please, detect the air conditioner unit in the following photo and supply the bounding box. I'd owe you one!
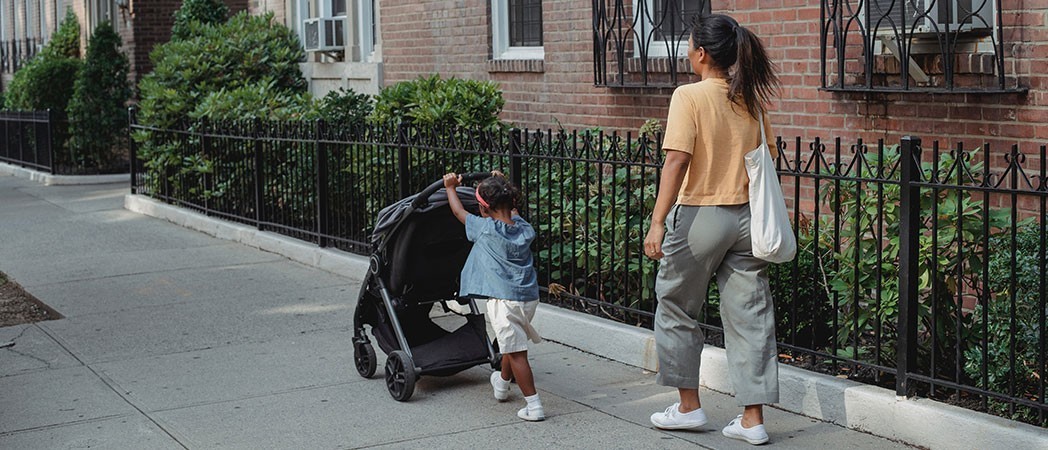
[864,0,993,35]
[303,16,346,52]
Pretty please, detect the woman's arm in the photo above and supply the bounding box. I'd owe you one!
[643,150,691,260]
[443,173,468,224]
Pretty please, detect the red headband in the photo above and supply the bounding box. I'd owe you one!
[475,189,490,208]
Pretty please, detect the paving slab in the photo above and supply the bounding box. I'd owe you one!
[0,365,136,434]
[40,283,358,364]
[25,259,354,316]
[0,324,80,377]
[94,328,362,412]
[0,414,180,450]
[152,371,589,449]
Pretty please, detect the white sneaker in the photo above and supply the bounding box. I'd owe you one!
[517,405,545,422]
[722,415,769,445]
[490,371,510,401]
[650,403,708,430]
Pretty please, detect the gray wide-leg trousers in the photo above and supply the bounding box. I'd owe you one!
[654,204,780,406]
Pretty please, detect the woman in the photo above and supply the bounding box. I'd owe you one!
[643,14,781,446]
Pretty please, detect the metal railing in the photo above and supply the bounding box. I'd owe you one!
[130,113,1047,426]
[0,110,56,173]
[820,0,1026,93]
[0,38,40,73]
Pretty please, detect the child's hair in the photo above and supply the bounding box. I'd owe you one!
[476,175,520,212]
[690,14,779,119]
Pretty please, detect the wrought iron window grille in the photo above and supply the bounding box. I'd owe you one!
[593,0,710,88]
[821,0,1027,93]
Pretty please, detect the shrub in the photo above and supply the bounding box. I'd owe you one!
[42,8,80,59]
[964,221,1047,423]
[190,80,315,121]
[317,88,372,124]
[369,75,504,130]
[4,57,80,112]
[137,12,306,130]
[172,0,229,41]
[67,21,131,170]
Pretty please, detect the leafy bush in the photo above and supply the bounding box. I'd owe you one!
[964,221,1047,423]
[172,0,229,40]
[42,8,80,59]
[370,75,504,130]
[317,88,372,124]
[67,21,131,170]
[137,12,306,130]
[191,81,315,121]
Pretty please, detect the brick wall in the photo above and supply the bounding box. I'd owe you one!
[381,0,1048,154]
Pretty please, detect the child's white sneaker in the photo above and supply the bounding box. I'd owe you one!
[721,415,769,445]
[650,403,708,430]
[517,405,545,421]
[490,371,510,401]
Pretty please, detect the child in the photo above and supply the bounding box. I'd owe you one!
[443,171,544,422]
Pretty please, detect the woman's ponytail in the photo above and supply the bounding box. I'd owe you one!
[691,14,780,119]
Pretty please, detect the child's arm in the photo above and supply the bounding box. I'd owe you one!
[443,173,468,224]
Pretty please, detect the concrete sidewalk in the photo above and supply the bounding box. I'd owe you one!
[0,176,911,449]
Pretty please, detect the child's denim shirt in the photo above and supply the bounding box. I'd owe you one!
[459,214,539,301]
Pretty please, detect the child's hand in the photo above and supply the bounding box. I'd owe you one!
[443,173,461,189]
[491,170,505,178]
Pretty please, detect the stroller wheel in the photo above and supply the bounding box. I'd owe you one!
[353,341,377,378]
[385,350,416,401]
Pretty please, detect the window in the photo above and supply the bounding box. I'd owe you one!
[639,0,709,57]
[492,0,543,60]
[822,0,1023,93]
[298,0,347,53]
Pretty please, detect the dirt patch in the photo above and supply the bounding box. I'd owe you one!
[0,272,61,327]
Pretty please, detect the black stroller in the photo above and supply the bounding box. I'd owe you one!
[352,173,501,401]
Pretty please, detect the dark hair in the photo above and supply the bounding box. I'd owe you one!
[476,175,520,212]
[690,14,779,118]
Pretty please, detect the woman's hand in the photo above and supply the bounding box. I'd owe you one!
[644,225,665,260]
[443,172,461,190]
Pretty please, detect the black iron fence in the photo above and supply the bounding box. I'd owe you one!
[130,114,1047,426]
[0,110,56,173]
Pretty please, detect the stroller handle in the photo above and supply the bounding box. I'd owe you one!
[411,172,494,209]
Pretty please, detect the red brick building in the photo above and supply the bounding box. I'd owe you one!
[379,0,1047,152]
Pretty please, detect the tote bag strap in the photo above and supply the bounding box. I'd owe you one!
[758,112,767,148]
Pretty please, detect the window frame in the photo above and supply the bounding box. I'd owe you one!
[636,0,709,59]
[491,0,543,61]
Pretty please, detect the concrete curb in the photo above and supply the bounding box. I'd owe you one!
[0,162,129,186]
[124,193,1047,450]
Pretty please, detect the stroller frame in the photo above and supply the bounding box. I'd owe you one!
[352,173,501,401]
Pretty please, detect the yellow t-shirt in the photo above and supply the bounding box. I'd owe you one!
[662,78,777,206]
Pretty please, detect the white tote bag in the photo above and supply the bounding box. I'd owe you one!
[745,114,797,263]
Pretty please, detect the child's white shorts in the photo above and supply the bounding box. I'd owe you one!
[486,298,542,354]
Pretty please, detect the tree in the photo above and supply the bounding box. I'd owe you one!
[66,21,131,169]
[172,0,230,40]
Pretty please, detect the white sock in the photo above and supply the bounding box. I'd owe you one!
[524,393,542,410]
[493,372,511,389]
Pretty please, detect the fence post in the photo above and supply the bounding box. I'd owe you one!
[253,119,265,230]
[509,128,523,190]
[44,109,54,174]
[896,136,922,397]
[397,123,410,199]
[201,118,211,214]
[315,119,330,248]
[128,107,137,194]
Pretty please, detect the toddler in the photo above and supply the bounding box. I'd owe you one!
[443,171,544,422]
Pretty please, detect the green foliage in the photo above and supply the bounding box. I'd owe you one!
[4,57,80,112]
[964,221,1047,423]
[42,8,80,59]
[137,12,306,130]
[67,21,131,170]
[820,146,1008,378]
[370,75,504,130]
[190,80,316,121]
[317,88,372,124]
[172,0,229,40]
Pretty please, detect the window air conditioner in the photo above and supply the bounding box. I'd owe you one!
[303,16,346,52]
[865,0,993,35]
